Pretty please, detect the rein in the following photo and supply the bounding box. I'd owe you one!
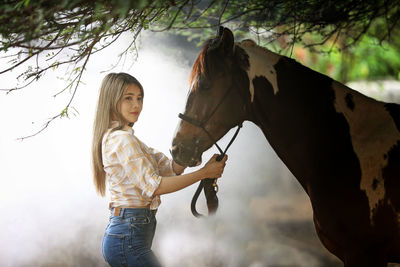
[178,85,242,217]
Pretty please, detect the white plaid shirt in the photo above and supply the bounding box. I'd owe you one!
[102,122,175,210]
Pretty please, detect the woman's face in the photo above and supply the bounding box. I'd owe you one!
[117,83,143,124]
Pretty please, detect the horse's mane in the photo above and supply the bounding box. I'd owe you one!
[189,40,211,89]
[189,38,250,91]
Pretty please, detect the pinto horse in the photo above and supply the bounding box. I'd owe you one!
[171,27,400,267]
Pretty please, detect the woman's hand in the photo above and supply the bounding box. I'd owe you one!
[154,154,228,196]
[200,154,228,179]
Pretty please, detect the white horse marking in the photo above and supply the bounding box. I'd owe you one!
[237,41,281,102]
[332,81,400,223]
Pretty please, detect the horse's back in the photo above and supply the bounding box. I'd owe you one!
[279,60,400,262]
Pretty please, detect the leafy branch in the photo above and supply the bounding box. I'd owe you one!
[0,0,399,138]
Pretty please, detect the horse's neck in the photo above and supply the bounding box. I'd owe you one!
[246,53,399,193]
[237,43,282,102]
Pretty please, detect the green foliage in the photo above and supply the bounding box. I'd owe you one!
[289,37,400,83]
[0,0,399,137]
[347,38,400,81]
[286,18,400,83]
[153,0,400,82]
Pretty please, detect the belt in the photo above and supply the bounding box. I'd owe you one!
[111,205,153,216]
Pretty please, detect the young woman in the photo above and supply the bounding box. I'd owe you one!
[92,72,228,267]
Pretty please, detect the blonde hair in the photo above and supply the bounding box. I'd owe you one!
[92,72,144,196]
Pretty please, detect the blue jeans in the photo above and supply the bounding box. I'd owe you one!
[102,208,161,267]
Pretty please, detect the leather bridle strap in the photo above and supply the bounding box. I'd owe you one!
[178,84,243,217]
[178,83,235,155]
[178,113,224,155]
[189,123,242,217]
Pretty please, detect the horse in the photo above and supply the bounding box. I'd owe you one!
[171,27,400,267]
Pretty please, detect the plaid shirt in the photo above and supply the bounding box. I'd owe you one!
[102,122,175,210]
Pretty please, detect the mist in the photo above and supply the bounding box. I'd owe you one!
[1,32,399,267]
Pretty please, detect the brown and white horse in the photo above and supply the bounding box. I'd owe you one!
[171,27,400,267]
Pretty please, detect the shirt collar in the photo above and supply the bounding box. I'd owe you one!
[110,121,134,134]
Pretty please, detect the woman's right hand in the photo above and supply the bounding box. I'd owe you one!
[200,154,228,179]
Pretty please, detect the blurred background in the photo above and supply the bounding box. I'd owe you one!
[1,28,400,267]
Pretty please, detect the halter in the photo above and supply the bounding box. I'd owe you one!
[178,84,243,217]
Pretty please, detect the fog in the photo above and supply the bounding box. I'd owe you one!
[1,32,399,267]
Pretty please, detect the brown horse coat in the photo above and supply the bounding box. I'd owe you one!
[172,27,400,267]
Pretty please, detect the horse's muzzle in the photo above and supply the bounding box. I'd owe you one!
[170,141,202,167]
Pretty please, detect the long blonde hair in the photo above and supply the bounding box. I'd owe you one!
[92,72,144,196]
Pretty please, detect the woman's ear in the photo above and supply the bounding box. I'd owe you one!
[111,110,117,121]
[111,108,121,122]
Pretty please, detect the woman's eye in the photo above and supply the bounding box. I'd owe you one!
[126,97,132,101]
[137,97,143,102]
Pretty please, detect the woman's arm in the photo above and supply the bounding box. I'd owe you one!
[154,154,227,196]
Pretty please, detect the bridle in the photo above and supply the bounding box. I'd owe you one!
[178,83,243,217]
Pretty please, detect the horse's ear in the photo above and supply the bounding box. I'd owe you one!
[221,27,234,56]
[208,27,234,57]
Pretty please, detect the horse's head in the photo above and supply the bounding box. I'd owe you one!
[172,27,251,166]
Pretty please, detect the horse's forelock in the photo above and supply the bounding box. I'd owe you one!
[189,42,210,91]
[189,38,236,91]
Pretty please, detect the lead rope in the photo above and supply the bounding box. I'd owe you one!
[191,123,242,217]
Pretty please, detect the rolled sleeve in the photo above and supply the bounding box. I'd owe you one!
[148,148,176,177]
[125,156,162,199]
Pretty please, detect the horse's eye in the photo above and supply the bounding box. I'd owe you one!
[200,83,210,91]
[198,76,211,91]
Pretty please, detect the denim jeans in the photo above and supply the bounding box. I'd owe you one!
[102,208,161,267]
